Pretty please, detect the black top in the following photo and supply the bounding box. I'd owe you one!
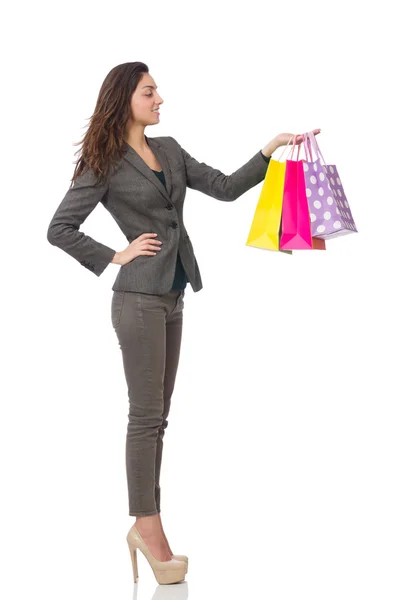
[151,168,188,290]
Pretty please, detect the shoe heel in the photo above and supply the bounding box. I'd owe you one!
[127,540,139,583]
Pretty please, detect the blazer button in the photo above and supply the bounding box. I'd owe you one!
[166,203,173,210]
[171,221,178,229]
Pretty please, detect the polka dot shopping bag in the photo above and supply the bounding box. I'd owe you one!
[303,131,358,239]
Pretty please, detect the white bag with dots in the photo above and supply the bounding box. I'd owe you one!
[303,131,358,240]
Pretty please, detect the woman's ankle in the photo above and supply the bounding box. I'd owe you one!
[135,513,161,532]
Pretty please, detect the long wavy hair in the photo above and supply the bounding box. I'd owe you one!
[70,61,149,186]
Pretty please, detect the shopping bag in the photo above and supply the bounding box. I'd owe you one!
[302,131,358,239]
[246,152,292,254]
[279,135,313,250]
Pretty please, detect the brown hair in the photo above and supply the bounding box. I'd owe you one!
[70,61,149,186]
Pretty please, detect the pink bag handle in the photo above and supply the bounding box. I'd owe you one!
[289,135,302,161]
[278,134,301,161]
[302,132,313,162]
[278,135,295,161]
[277,131,321,162]
[306,131,327,165]
[287,134,315,162]
[301,132,321,162]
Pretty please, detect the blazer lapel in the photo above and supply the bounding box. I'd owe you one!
[122,136,173,204]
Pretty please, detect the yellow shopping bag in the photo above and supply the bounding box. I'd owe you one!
[246,157,291,253]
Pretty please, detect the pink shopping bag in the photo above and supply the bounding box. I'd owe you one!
[279,135,313,250]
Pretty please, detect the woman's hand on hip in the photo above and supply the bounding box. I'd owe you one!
[115,233,163,266]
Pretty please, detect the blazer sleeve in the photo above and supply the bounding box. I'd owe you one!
[168,136,270,201]
[47,167,117,277]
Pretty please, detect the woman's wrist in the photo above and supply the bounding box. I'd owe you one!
[261,138,280,158]
[111,251,123,264]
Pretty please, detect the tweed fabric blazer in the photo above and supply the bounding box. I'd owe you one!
[47,135,269,294]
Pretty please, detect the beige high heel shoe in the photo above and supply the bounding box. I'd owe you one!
[171,554,188,573]
[127,524,187,585]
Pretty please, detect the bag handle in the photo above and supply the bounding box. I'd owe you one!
[277,135,295,161]
[302,132,312,162]
[288,135,302,161]
[277,131,321,162]
[278,134,302,161]
[293,135,302,161]
[298,131,318,162]
[306,131,327,165]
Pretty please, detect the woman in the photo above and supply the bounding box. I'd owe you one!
[47,61,320,585]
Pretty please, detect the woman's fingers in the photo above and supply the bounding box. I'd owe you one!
[298,129,321,143]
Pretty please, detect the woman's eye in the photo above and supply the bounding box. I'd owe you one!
[147,93,153,96]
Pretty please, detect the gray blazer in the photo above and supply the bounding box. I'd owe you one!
[47,135,269,294]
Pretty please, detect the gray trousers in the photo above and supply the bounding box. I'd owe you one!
[111,289,185,516]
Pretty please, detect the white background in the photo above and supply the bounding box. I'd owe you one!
[2,1,397,598]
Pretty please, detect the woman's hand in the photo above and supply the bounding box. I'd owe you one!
[113,233,163,266]
[275,128,321,147]
[262,129,321,157]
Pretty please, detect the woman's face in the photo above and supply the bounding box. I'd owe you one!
[130,73,164,125]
